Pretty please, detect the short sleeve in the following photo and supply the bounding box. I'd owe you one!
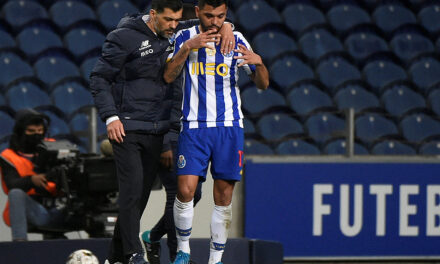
[236,33,257,75]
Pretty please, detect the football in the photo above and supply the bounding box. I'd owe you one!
[66,249,99,264]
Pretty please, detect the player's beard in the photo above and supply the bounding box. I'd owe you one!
[201,22,221,33]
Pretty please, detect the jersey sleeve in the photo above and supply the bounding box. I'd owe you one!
[236,33,257,75]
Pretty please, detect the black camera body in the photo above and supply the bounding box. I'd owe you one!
[36,140,119,237]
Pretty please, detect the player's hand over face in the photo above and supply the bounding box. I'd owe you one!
[219,23,235,55]
[32,173,47,188]
[233,44,263,67]
[107,119,125,144]
[185,29,221,50]
[160,150,173,170]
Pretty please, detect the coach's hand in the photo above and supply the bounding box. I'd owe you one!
[107,119,125,143]
[219,23,235,55]
[184,29,221,50]
[233,43,263,67]
[160,150,173,169]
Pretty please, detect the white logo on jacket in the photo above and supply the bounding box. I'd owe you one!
[139,40,151,51]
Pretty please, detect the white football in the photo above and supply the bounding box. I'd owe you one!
[66,249,99,264]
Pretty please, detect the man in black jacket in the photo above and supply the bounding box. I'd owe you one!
[90,1,234,263]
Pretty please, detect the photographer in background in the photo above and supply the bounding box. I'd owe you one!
[0,109,65,241]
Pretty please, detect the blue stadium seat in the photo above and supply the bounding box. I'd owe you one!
[243,118,255,135]
[334,84,380,113]
[51,81,94,116]
[0,111,14,140]
[5,82,51,111]
[323,139,369,155]
[39,109,70,137]
[97,0,138,31]
[316,56,361,94]
[429,88,440,116]
[373,4,417,34]
[269,55,314,93]
[287,82,334,115]
[282,3,326,36]
[49,1,97,31]
[419,141,440,155]
[80,56,99,81]
[363,60,407,94]
[371,140,417,155]
[236,0,282,34]
[390,33,434,63]
[355,113,399,144]
[256,113,303,141]
[344,32,388,63]
[64,27,106,58]
[17,26,63,58]
[381,84,426,117]
[400,113,440,143]
[276,139,321,155]
[241,86,286,115]
[418,4,440,34]
[409,57,440,94]
[252,31,296,64]
[0,94,5,106]
[0,30,16,49]
[327,4,371,33]
[244,139,274,155]
[0,52,34,87]
[1,1,48,29]
[34,56,80,86]
[299,28,344,61]
[305,112,346,144]
[69,112,107,137]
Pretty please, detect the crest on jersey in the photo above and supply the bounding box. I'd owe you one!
[177,155,186,168]
[224,51,234,57]
[168,33,176,44]
[206,48,216,56]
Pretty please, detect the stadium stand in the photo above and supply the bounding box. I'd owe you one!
[236,0,282,35]
[419,141,440,155]
[97,0,138,31]
[256,113,303,141]
[50,81,94,117]
[409,56,440,94]
[287,81,334,115]
[381,82,427,117]
[305,112,346,145]
[275,139,321,155]
[334,82,380,113]
[252,31,297,64]
[299,28,344,62]
[5,81,51,111]
[327,4,371,34]
[372,4,417,35]
[316,56,361,94]
[49,1,97,31]
[371,140,417,155]
[362,59,408,94]
[282,3,326,36]
[0,52,34,87]
[17,25,63,58]
[323,138,369,155]
[244,139,274,155]
[355,112,399,145]
[241,86,286,115]
[34,56,80,86]
[1,0,48,30]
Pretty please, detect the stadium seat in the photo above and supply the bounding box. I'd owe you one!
[1,1,48,29]
[334,84,380,113]
[0,111,14,140]
[69,112,107,137]
[299,28,344,61]
[39,109,70,137]
[64,27,106,58]
[252,31,297,64]
[355,113,399,144]
[419,141,440,155]
[241,86,286,115]
[244,139,274,155]
[305,112,346,144]
[0,52,34,87]
[0,141,8,152]
[51,81,94,117]
[5,82,51,111]
[0,30,16,49]
[381,83,426,117]
[400,113,440,143]
[80,56,99,81]
[287,81,334,115]
[323,139,369,155]
[275,139,321,155]
[362,60,407,94]
[344,32,388,63]
[0,94,5,106]
[49,1,97,31]
[327,4,371,34]
[418,4,440,34]
[97,0,138,31]
[236,0,282,34]
[429,88,440,116]
[409,57,440,94]
[34,56,80,86]
[390,33,434,63]
[243,118,256,135]
[282,3,326,36]
[256,113,303,141]
[17,26,63,58]
[371,140,417,155]
[372,4,417,34]
[316,56,361,94]
[269,55,314,94]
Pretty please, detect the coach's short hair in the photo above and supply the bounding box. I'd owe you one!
[198,0,229,9]
[151,0,183,13]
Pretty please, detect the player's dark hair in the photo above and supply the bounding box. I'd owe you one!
[151,0,183,13]
[198,0,229,9]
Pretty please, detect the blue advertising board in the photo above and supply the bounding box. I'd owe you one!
[244,159,440,258]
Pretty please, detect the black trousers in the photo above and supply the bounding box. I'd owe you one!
[149,140,202,262]
[108,133,163,262]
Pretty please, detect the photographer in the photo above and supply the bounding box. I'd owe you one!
[0,109,65,241]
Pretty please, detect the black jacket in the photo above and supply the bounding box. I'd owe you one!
[90,14,192,134]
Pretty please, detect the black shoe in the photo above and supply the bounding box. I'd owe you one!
[142,230,160,264]
[127,252,147,264]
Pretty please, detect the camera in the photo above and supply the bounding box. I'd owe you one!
[35,140,119,237]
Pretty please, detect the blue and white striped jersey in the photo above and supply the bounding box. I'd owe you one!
[169,26,256,130]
